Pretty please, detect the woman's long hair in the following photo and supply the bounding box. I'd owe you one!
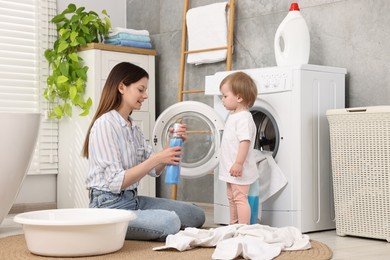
[82,62,149,158]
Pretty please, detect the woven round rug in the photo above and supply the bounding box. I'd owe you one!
[0,234,332,260]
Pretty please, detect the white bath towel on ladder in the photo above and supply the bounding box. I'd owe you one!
[186,2,228,65]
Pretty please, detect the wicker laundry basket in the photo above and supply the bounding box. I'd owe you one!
[327,106,390,242]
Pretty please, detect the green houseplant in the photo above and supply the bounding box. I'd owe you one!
[44,4,111,119]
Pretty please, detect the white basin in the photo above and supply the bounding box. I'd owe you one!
[14,208,136,257]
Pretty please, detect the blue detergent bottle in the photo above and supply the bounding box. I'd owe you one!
[165,123,183,184]
[248,179,260,224]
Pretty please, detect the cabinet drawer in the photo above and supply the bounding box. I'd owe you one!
[131,111,150,140]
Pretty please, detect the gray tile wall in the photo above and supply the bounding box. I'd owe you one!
[127,0,390,203]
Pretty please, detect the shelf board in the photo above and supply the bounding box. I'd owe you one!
[79,43,157,56]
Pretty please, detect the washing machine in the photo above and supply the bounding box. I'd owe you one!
[152,64,346,233]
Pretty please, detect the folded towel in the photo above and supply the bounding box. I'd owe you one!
[186,2,229,65]
[104,38,152,49]
[106,32,151,42]
[109,27,149,36]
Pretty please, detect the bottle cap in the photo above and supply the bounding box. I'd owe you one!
[172,123,181,132]
[172,123,182,137]
[289,3,300,11]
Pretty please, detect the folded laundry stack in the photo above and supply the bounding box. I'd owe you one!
[104,27,153,49]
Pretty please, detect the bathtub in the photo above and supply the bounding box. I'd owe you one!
[0,112,41,224]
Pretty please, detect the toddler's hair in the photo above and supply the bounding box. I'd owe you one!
[220,72,258,108]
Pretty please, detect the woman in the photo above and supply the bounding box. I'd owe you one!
[82,62,205,241]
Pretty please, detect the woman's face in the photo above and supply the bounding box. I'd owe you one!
[120,77,149,111]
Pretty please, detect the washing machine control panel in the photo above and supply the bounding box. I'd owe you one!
[205,67,293,95]
[249,69,293,94]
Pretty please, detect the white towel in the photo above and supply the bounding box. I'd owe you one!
[186,2,228,65]
[109,27,149,36]
[153,224,311,260]
[254,150,288,204]
[213,236,281,260]
[153,225,240,251]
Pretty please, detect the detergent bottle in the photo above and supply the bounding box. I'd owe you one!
[274,2,310,66]
[165,123,183,184]
[248,179,260,224]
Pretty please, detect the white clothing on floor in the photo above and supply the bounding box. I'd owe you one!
[153,224,311,260]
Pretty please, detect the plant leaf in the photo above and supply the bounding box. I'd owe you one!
[76,77,83,88]
[73,94,80,105]
[51,14,65,23]
[57,42,69,53]
[64,103,72,117]
[59,28,69,37]
[82,14,95,25]
[43,88,50,101]
[71,22,78,32]
[102,10,109,17]
[80,25,89,34]
[77,36,87,46]
[70,14,80,23]
[104,18,111,33]
[60,31,71,41]
[76,7,85,14]
[56,75,69,85]
[70,39,79,47]
[69,86,77,100]
[66,4,76,13]
[44,49,54,63]
[48,110,58,119]
[59,62,69,76]
[70,31,78,42]
[76,69,87,80]
[53,105,64,117]
[79,108,89,116]
[68,52,79,62]
[86,97,92,107]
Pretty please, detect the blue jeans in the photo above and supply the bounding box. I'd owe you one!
[89,189,205,241]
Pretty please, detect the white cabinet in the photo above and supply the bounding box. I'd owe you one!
[57,44,156,208]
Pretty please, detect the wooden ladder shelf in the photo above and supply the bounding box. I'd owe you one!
[171,0,236,200]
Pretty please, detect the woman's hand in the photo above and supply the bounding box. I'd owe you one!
[158,146,183,165]
[169,123,187,141]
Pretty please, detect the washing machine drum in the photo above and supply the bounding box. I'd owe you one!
[251,110,279,157]
[152,101,224,179]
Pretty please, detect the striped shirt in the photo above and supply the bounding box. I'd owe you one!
[85,110,157,193]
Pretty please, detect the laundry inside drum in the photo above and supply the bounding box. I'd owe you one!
[251,110,278,157]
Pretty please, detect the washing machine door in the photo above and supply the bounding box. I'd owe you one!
[152,101,224,178]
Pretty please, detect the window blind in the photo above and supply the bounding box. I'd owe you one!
[0,0,58,175]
